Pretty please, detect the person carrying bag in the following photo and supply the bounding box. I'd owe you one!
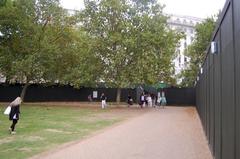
[7,97,22,134]
[4,105,11,115]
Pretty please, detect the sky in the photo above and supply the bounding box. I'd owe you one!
[60,0,226,19]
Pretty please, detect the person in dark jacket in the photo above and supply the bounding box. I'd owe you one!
[127,94,133,107]
[100,93,107,109]
[139,93,145,108]
[9,97,22,134]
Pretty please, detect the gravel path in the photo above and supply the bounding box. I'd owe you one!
[31,107,212,159]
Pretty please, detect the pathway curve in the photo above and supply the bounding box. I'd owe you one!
[31,107,212,159]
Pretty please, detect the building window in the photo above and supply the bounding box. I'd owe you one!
[190,29,194,34]
[184,57,187,62]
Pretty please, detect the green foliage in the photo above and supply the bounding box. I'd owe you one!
[0,0,182,92]
[80,0,182,88]
[61,30,103,87]
[0,0,93,100]
[180,17,216,87]
[0,0,7,7]
[0,0,89,85]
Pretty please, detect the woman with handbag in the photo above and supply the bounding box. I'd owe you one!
[8,97,22,134]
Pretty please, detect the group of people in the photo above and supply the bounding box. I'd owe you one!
[4,92,165,134]
[139,92,166,108]
[157,92,167,107]
[98,92,166,109]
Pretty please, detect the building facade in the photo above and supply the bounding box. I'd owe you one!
[167,14,203,82]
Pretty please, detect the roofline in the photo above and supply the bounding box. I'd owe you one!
[165,13,204,21]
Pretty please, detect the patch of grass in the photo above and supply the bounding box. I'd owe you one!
[0,104,121,159]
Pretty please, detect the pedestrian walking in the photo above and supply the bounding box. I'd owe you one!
[127,94,133,107]
[147,94,152,107]
[160,91,167,108]
[157,92,161,107]
[139,93,145,108]
[100,93,107,109]
[8,97,22,134]
[144,94,148,107]
[88,94,93,102]
[152,94,156,108]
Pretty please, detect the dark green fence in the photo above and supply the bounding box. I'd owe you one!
[196,0,240,158]
[0,84,195,105]
[0,84,136,103]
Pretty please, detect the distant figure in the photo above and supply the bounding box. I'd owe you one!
[144,94,148,107]
[157,95,161,107]
[100,93,107,109]
[139,93,145,108]
[88,94,93,102]
[127,95,133,107]
[9,97,22,134]
[147,94,152,107]
[152,94,156,107]
[160,91,167,108]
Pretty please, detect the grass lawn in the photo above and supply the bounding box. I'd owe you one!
[0,103,122,159]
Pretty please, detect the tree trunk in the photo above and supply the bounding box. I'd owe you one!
[20,83,30,102]
[116,88,121,104]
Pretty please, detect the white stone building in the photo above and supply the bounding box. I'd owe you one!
[167,14,203,82]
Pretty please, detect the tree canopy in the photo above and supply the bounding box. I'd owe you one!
[180,17,216,87]
[0,0,85,99]
[0,0,182,101]
[80,0,182,88]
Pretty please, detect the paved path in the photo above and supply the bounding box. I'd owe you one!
[31,107,212,159]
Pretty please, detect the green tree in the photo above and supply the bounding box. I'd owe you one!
[0,0,7,7]
[0,0,81,101]
[180,17,216,87]
[80,0,182,103]
[60,29,103,87]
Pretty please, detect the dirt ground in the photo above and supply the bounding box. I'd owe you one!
[30,106,212,159]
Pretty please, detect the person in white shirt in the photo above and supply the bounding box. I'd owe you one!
[139,93,145,108]
[147,94,152,107]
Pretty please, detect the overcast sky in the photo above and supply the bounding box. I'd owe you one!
[60,0,226,18]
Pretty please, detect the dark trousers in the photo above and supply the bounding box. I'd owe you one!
[10,119,18,131]
[139,101,144,108]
